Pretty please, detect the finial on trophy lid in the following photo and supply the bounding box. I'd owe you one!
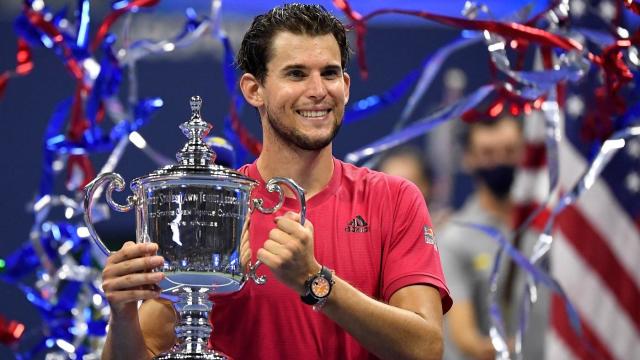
[176,96,217,166]
[190,95,203,120]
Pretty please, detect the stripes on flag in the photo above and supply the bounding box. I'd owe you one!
[542,135,640,360]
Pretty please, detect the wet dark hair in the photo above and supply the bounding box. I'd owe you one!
[236,3,351,83]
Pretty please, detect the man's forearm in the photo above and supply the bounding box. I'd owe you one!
[321,277,443,360]
[102,316,151,360]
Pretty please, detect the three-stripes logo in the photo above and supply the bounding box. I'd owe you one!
[345,215,369,233]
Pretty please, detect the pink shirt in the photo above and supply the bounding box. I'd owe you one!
[209,158,451,359]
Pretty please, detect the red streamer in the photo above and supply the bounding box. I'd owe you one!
[624,0,640,15]
[0,73,8,99]
[66,154,96,190]
[64,85,95,189]
[461,87,545,123]
[24,6,83,82]
[0,38,33,100]
[91,0,160,52]
[334,0,640,140]
[229,100,262,157]
[333,0,583,79]
[0,314,25,346]
[332,1,368,78]
[581,37,635,143]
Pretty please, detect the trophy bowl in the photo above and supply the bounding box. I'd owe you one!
[83,96,305,360]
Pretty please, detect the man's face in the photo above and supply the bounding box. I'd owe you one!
[465,119,524,171]
[259,32,350,151]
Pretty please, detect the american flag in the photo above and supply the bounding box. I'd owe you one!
[549,96,640,359]
[511,87,640,359]
[506,0,640,357]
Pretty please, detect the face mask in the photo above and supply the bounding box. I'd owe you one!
[473,164,516,199]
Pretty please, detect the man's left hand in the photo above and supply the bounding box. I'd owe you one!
[257,211,321,294]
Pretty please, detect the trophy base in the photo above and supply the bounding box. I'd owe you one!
[154,350,231,360]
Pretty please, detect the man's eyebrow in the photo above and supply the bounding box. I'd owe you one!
[322,64,343,72]
[280,64,307,73]
[279,64,343,73]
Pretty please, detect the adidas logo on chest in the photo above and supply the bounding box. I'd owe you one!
[345,215,369,233]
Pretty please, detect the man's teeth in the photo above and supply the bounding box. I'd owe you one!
[298,110,328,118]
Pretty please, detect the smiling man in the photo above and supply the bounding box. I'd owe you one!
[99,4,451,360]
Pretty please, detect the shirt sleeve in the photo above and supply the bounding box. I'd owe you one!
[380,179,453,314]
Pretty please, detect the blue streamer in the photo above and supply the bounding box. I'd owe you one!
[345,84,494,163]
[86,34,121,137]
[109,97,163,140]
[123,8,210,64]
[219,34,237,95]
[0,244,40,283]
[616,100,640,129]
[43,97,162,156]
[75,0,91,50]
[212,15,254,164]
[13,13,51,48]
[397,35,482,129]
[343,68,421,125]
[38,98,72,198]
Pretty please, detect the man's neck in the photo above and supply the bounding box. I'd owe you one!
[477,186,512,226]
[257,140,334,199]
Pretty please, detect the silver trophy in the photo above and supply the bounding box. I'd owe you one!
[83,96,306,360]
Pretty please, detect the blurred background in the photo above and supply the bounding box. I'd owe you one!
[1,1,639,359]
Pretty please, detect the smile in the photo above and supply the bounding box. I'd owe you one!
[297,109,330,118]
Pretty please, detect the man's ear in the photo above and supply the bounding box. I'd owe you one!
[343,71,351,104]
[239,73,263,108]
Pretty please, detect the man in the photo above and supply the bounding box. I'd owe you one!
[100,4,451,360]
[439,116,548,359]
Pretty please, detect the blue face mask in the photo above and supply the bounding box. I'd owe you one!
[473,164,516,199]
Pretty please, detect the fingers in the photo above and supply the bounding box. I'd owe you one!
[240,233,251,269]
[241,216,251,234]
[259,229,301,269]
[262,238,292,259]
[281,211,313,230]
[103,255,164,279]
[256,247,283,269]
[255,212,318,294]
[102,242,165,310]
[107,242,158,266]
[103,272,165,293]
[273,212,313,243]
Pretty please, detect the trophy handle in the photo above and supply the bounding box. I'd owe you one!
[248,177,307,285]
[83,172,136,256]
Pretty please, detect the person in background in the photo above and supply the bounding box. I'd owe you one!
[377,145,432,201]
[99,4,452,360]
[439,116,548,360]
[376,145,452,229]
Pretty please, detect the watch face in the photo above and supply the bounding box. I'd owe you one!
[310,276,331,298]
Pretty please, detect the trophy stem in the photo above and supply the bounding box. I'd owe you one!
[176,288,213,353]
[154,287,230,360]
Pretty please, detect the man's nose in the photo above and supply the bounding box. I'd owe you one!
[307,73,328,99]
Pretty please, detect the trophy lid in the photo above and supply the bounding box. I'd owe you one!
[130,96,257,188]
[176,95,215,166]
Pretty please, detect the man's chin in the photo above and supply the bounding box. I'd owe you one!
[290,136,334,151]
